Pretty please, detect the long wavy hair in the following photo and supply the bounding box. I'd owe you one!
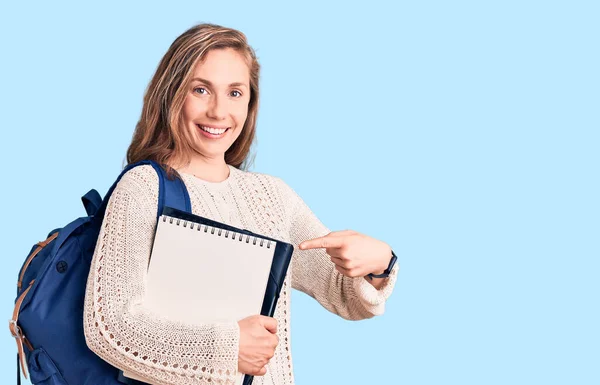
[126,23,260,178]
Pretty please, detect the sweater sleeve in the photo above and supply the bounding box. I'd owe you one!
[83,166,240,385]
[272,176,399,320]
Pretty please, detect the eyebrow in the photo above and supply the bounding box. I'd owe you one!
[191,77,248,89]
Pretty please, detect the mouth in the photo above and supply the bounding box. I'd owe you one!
[196,124,230,138]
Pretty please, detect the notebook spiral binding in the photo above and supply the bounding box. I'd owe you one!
[160,215,272,248]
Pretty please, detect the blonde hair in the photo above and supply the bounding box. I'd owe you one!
[126,23,260,177]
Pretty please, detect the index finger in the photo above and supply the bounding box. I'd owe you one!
[299,235,345,250]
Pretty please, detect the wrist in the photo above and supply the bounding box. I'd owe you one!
[367,249,397,280]
[374,248,393,274]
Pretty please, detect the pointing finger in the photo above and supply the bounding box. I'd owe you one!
[299,235,345,250]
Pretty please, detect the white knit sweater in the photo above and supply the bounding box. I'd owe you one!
[83,164,398,385]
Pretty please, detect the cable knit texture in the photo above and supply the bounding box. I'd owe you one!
[83,164,399,385]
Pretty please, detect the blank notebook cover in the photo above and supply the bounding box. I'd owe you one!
[122,206,294,385]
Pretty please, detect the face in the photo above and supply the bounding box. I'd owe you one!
[181,48,251,161]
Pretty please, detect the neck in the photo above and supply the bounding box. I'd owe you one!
[177,155,230,183]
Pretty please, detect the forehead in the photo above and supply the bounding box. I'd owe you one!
[192,48,250,85]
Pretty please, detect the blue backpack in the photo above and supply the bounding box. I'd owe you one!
[9,160,191,385]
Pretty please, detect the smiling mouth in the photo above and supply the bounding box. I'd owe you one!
[196,124,230,135]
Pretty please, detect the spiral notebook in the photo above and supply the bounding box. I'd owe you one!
[122,206,294,385]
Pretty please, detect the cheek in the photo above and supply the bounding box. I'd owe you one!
[181,100,193,120]
[183,97,205,119]
[233,104,249,125]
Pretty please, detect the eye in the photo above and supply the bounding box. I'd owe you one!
[230,90,242,98]
[194,87,208,95]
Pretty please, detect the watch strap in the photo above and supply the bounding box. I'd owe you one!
[367,250,397,280]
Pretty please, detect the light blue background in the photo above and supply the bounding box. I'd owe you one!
[1,1,598,384]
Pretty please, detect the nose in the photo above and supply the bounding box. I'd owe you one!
[207,94,227,120]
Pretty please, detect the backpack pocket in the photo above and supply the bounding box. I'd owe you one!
[27,347,68,385]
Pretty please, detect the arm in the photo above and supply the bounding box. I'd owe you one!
[273,177,399,321]
[83,166,239,385]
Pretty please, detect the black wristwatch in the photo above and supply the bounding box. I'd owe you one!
[367,250,397,280]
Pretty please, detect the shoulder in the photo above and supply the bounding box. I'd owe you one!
[111,165,159,205]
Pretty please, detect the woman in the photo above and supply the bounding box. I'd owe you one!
[83,23,399,385]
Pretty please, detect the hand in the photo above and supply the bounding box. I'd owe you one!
[237,315,279,376]
[299,230,392,278]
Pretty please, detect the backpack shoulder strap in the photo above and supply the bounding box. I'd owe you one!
[156,162,192,215]
[95,160,192,223]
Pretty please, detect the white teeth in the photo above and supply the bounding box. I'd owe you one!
[199,125,227,135]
